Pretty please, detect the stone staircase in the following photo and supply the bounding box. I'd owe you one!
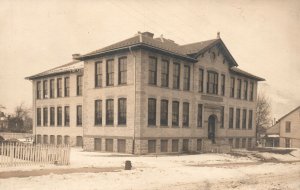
[202,139,231,153]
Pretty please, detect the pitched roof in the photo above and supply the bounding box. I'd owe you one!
[230,67,265,81]
[26,61,83,80]
[266,123,280,134]
[276,106,300,122]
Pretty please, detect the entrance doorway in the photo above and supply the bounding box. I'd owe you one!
[208,115,216,143]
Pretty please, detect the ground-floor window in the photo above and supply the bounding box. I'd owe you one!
[285,138,291,148]
[229,138,233,147]
[160,140,168,152]
[36,135,41,144]
[50,135,55,144]
[105,139,113,152]
[235,138,240,148]
[57,135,62,145]
[76,136,83,147]
[172,139,179,152]
[241,138,246,148]
[182,139,189,152]
[117,139,126,153]
[64,135,70,145]
[247,138,252,148]
[197,139,202,151]
[94,138,102,151]
[148,140,156,153]
[43,135,48,144]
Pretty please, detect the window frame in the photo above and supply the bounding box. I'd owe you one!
[95,61,103,87]
[148,57,157,85]
[230,77,235,98]
[118,57,127,85]
[64,106,70,127]
[148,98,156,126]
[77,75,83,96]
[36,81,42,99]
[57,78,62,97]
[172,101,179,127]
[76,105,82,126]
[64,77,70,97]
[106,99,114,125]
[106,59,114,86]
[160,99,168,126]
[207,71,218,95]
[43,107,48,126]
[173,63,180,89]
[50,79,55,98]
[221,74,225,96]
[183,65,190,91]
[161,59,169,87]
[198,69,204,92]
[43,80,48,99]
[57,107,62,126]
[182,102,189,127]
[50,107,55,126]
[95,100,102,126]
[118,98,127,125]
[229,107,234,129]
[236,108,241,129]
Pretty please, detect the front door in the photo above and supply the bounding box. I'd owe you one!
[208,115,216,143]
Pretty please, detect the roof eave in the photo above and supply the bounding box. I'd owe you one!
[25,69,83,80]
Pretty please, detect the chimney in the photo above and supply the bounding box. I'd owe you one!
[217,32,220,39]
[141,32,154,38]
[72,54,81,61]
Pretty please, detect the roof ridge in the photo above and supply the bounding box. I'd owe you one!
[180,38,218,47]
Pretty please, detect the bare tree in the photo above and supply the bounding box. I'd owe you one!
[256,92,272,138]
[8,103,32,133]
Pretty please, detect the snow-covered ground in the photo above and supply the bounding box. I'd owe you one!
[0,148,300,190]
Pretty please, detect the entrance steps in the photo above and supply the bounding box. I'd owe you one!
[202,139,231,153]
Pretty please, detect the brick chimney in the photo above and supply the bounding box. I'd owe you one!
[72,54,81,61]
[141,32,154,38]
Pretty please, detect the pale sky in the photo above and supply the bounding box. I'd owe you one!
[0,0,299,120]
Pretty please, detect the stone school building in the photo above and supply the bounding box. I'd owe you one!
[27,32,264,154]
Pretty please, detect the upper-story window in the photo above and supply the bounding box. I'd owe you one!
[173,63,180,89]
[64,106,70,126]
[118,98,127,125]
[95,100,102,126]
[210,52,216,62]
[236,108,240,129]
[160,100,168,126]
[95,61,102,87]
[76,105,82,126]
[118,57,127,85]
[50,107,55,126]
[161,60,169,87]
[220,106,224,128]
[148,57,157,85]
[50,79,55,98]
[199,69,204,92]
[57,78,62,97]
[77,75,83,96]
[64,77,70,97]
[37,108,41,126]
[57,107,62,126]
[207,71,218,95]
[250,82,254,101]
[242,109,247,129]
[183,66,190,91]
[106,99,114,125]
[148,98,156,126]
[43,107,48,126]
[43,80,48,99]
[248,110,253,129]
[237,79,242,99]
[229,107,234,129]
[36,81,42,99]
[285,121,291,133]
[244,80,248,100]
[221,74,225,96]
[106,59,114,86]
[182,102,189,127]
[230,77,235,98]
[172,101,179,127]
[197,104,203,128]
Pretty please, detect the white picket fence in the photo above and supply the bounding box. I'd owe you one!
[0,143,71,167]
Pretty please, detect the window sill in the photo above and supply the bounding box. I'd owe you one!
[105,125,114,127]
[171,126,179,128]
[94,125,102,127]
[117,125,126,127]
[160,125,169,128]
[77,125,82,127]
[148,125,157,128]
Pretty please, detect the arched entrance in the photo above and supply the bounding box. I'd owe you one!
[208,115,217,143]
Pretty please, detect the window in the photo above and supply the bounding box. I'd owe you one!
[247,138,252,148]
[197,104,203,128]
[236,108,240,129]
[197,139,202,151]
[237,79,241,99]
[244,80,248,100]
[118,98,127,125]
[57,135,62,145]
[160,100,168,126]
[64,136,70,145]
[207,71,218,94]
[43,80,48,98]
[221,74,225,96]
[50,79,55,98]
[235,138,240,148]
[57,78,62,97]
[64,77,70,97]
[50,107,55,126]
[43,107,48,126]
[57,107,62,126]
[95,100,102,126]
[229,138,233,147]
[36,81,42,99]
[50,135,55,144]
[36,135,41,144]
[148,140,156,153]
[37,108,41,126]
[199,69,204,92]
[95,61,102,87]
[172,101,179,126]
[182,102,189,127]
[249,82,254,101]
[106,99,114,125]
[118,57,127,84]
[229,108,234,128]
[242,138,246,148]
[76,136,83,147]
[161,60,169,87]
[220,106,224,128]
[248,110,253,129]
[77,105,82,126]
[230,77,235,98]
[105,139,113,152]
[148,98,156,126]
[94,138,102,151]
[173,63,180,89]
[106,59,114,86]
[172,139,179,152]
[160,140,168,152]
[117,139,126,153]
[148,57,157,85]
[77,75,83,96]
[242,109,247,129]
[183,66,190,90]
[43,135,48,144]
[182,139,189,152]
[64,106,70,126]
[285,138,291,148]
[285,121,291,133]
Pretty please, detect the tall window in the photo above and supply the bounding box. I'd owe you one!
[230,77,235,98]
[250,82,254,101]
[95,100,102,126]
[118,98,127,125]
[236,108,240,129]
[106,59,114,86]
[43,107,48,126]
[95,61,102,87]
[160,100,168,126]
[106,99,114,125]
[172,101,179,126]
[248,110,253,129]
[77,105,82,126]
[199,69,204,92]
[221,74,225,96]
[43,80,48,98]
[183,66,190,91]
[237,79,241,99]
[244,80,248,100]
[148,57,157,85]
[37,108,41,126]
[57,78,62,97]
[197,104,203,128]
[50,79,55,98]
[242,109,247,129]
[161,60,169,87]
[64,77,70,97]
[285,121,291,133]
[64,106,70,126]
[36,81,42,99]
[57,107,62,126]
[77,75,83,96]
[118,57,127,84]
[182,102,189,127]
[207,71,218,94]
[50,107,55,126]
[173,63,180,89]
[148,98,156,126]
[221,106,224,128]
[229,107,234,128]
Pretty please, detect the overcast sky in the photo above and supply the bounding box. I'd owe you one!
[0,0,299,120]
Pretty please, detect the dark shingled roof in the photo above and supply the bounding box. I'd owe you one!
[230,67,265,81]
